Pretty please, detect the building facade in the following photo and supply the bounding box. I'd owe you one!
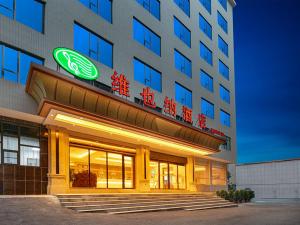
[0,0,236,194]
[237,159,300,200]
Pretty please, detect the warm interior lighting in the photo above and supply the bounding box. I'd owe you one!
[55,114,212,156]
[69,137,136,153]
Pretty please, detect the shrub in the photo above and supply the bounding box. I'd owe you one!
[216,188,255,203]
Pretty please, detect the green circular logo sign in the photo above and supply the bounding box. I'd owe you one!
[53,47,99,80]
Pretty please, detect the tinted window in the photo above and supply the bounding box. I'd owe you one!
[219,59,229,80]
[219,85,230,103]
[0,0,44,32]
[199,14,212,39]
[199,0,211,14]
[220,110,230,127]
[218,11,228,33]
[134,58,162,92]
[174,17,191,47]
[200,42,212,65]
[200,69,213,92]
[133,18,161,56]
[218,0,227,11]
[174,0,190,17]
[79,0,112,23]
[74,23,113,68]
[174,49,191,78]
[218,35,228,56]
[136,0,160,20]
[175,82,192,108]
[201,98,214,119]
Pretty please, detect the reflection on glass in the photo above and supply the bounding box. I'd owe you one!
[150,161,159,189]
[212,164,226,185]
[90,150,107,188]
[169,164,178,189]
[178,165,186,189]
[108,153,123,188]
[160,162,169,189]
[195,161,210,185]
[124,156,133,188]
[70,147,89,187]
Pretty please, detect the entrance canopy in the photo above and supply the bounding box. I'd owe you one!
[25,64,225,157]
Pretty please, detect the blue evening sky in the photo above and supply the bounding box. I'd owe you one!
[234,0,300,164]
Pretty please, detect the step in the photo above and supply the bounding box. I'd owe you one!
[66,199,228,210]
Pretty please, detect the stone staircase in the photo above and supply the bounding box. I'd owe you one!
[57,193,237,214]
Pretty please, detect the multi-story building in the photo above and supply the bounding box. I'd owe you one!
[0,0,236,195]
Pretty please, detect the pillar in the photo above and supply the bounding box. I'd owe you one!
[186,156,197,192]
[47,127,69,194]
[135,146,150,192]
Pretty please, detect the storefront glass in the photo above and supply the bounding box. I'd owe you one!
[178,165,186,189]
[195,160,210,185]
[160,162,169,189]
[150,161,159,189]
[169,164,178,189]
[69,146,134,189]
[212,163,227,185]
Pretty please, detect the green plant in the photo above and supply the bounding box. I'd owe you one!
[216,188,255,203]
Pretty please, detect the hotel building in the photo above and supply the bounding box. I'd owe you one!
[0,0,236,195]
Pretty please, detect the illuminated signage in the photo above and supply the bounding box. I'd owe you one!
[111,70,130,97]
[53,47,99,80]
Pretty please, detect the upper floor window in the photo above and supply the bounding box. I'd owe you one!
[218,11,228,33]
[136,0,160,20]
[133,18,161,56]
[175,82,192,108]
[174,17,191,48]
[74,23,113,68]
[0,123,41,166]
[199,14,212,39]
[218,0,227,11]
[0,44,43,85]
[199,0,211,14]
[174,49,191,78]
[200,69,213,92]
[134,58,162,92]
[200,42,212,65]
[201,98,214,119]
[0,0,44,32]
[79,0,112,23]
[219,84,230,103]
[220,110,230,127]
[220,136,231,151]
[218,35,228,57]
[219,59,229,80]
[174,0,190,17]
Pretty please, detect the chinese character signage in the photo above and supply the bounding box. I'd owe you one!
[111,70,130,97]
[164,97,176,117]
[140,87,156,108]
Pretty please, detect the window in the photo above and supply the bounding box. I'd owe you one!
[0,123,40,166]
[0,0,44,32]
[212,163,226,185]
[218,11,228,33]
[174,0,190,17]
[200,42,213,65]
[195,159,209,185]
[200,69,213,92]
[201,98,214,119]
[174,17,191,47]
[74,23,113,68]
[79,0,112,23]
[199,0,211,14]
[133,18,161,56]
[220,136,231,151]
[218,35,228,57]
[219,59,229,80]
[134,58,162,92]
[220,110,230,127]
[70,146,134,189]
[199,14,212,39]
[218,0,227,11]
[175,82,192,108]
[220,84,230,103]
[174,49,191,78]
[136,0,160,20]
[0,44,43,85]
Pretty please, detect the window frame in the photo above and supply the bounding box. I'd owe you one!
[136,0,161,20]
[201,98,214,119]
[175,82,192,108]
[217,11,228,34]
[174,49,192,78]
[200,69,213,92]
[200,41,213,66]
[174,0,190,17]
[199,13,212,40]
[218,35,229,57]
[220,109,230,127]
[79,0,112,23]
[174,16,191,48]
[219,84,230,104]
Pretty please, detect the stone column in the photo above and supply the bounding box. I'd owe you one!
[186,156,197,192]
[47,127,69,194]
[135,146,150,192]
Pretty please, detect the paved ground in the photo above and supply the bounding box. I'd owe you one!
[0,196,299,225]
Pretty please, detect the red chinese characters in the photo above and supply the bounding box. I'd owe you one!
[198,113,207,129]
[140,87,156,108]
[111,70,130,97]
[164,97,177,117]
[182,106,193,123]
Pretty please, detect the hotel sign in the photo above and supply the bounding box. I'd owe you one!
[53,47,99,80]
